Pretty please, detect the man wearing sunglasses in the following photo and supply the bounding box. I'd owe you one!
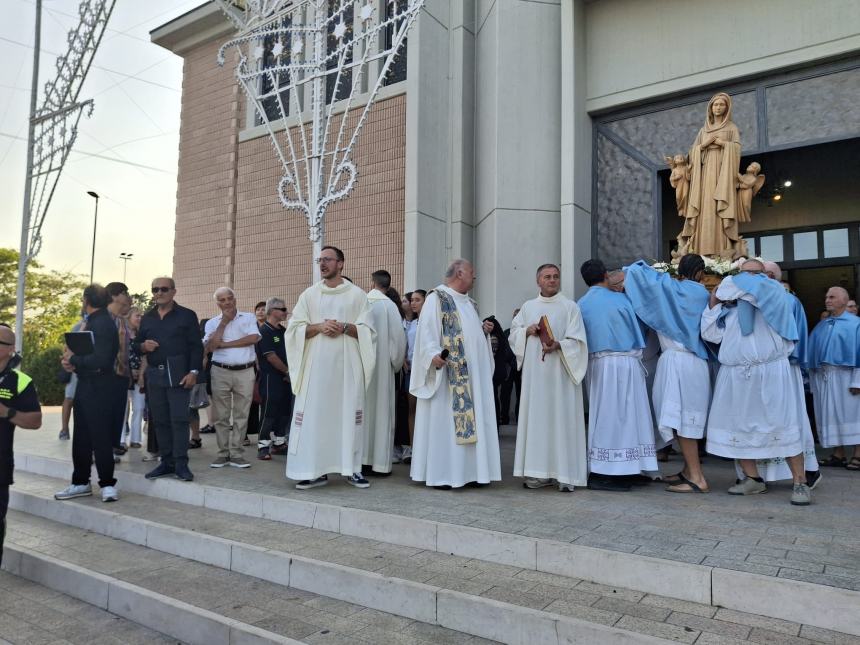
[133,277,203,482]
[0,324,43,567]
[256,297,292,460]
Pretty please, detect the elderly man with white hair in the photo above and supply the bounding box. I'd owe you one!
[409,259,501,489]
[809,286,860,470]
[204,287,261,469]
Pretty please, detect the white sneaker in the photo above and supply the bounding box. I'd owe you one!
[524,477,554,489]
[558,483,575,492]
[54,484,92,500]
[101,486,119,502]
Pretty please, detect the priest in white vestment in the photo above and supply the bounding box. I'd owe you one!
[409,259,502,489]
[578,259,658,492]
[740,262,820,487]
[808,286,860,470]
[702,259,811,505]
[362,270,406,475]
[285,246,376,490]
[510,264,588,491]
[623,256,712,494]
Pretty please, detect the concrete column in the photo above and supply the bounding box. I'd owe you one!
[560,0,592,298]
[404,0,476,292]
[474,0,562,323]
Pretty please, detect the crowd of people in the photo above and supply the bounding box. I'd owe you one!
[37,247,860,508]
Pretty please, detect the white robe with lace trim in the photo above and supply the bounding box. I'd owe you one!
[509,294,588,487]
[362,289,406,472]
[409,285,501,488]
[285,280,376,480]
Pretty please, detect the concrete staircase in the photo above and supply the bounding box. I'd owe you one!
[5,454,859,645]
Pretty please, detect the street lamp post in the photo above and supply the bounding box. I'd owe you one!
[87,190,99,283]
[119,252,133,282]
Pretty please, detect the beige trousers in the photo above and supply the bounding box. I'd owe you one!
[210,365,255,459]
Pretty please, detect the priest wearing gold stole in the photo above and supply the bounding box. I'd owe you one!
[285,246,376,490]
[510,264,588,491]
[409,259,502,489]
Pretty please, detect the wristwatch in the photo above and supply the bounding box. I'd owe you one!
[342,322,348,334]
[6,408,17,420]
[189,370,199,375]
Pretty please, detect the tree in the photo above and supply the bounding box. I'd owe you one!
[0,248,86,403]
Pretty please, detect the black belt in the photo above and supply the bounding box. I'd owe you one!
[211,360,255,371]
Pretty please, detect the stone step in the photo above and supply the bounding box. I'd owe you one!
[3,510,498,645]
[9,472,859,645]
[0,568,182,645]
[13,452,860,639]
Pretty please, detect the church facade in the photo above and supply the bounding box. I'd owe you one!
[152,0,860,323]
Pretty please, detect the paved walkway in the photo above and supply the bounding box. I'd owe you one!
[0,569,178,645]
[10,472,859,645]
[16,410,860,593]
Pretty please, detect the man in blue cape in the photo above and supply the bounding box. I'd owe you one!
[578,259,657,492]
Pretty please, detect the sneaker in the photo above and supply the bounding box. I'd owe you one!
[728,478,767,495]
[145,462,175,479]
[142,452,160,462]
[345,473,370,489]
[392,445,403,464]
[270,442,287,455]
[58,430,70,440]
[210,457,230,468]
[113,446,128,456]
[296,475,328,490]
[558,483,575,492]
[790,483,812,506]
[806,470,822,490]
[524,477,554,489]
[129,442,142,449]
[101,486,119,502]
[200,424,216,434]
[257,447,272,460]
[401,446,412,465]
[229,457,251,469]
[54,483,92,500]
[174,463,194,482]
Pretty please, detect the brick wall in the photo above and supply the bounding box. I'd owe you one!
[172,37,406,320]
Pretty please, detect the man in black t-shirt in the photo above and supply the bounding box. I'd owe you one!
[256,297,293,460]
[0,324,43,566]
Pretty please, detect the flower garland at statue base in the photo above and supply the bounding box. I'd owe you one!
[652,256,764,290]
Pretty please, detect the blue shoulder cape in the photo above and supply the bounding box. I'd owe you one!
[731,272,799,342]
[578,286,646,353]
[623,260,709,360]
[808,311,860,369]
[787,293,808,367]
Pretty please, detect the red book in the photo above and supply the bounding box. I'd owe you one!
[537,315,554,361]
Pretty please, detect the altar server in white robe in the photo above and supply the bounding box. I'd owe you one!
[362,270,406,475]
[740,262,820,487]
[510,263,588,491]
[285,246,376,490]
[578,259,657,492]
[702,259,811,505]
[808,286,860,470]
[623,255,712,494]
[409,259,502,489]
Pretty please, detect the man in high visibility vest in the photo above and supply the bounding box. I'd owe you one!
[0,323,43,566]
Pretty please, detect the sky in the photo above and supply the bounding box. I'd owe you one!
[0,0,208,295]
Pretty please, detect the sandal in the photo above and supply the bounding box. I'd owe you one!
[666,474,710,494]
[820,455,847,467]
[662,471,686,484]
[188,438,202,449]
[846,457,860,471]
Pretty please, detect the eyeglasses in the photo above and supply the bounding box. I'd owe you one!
[272,307,287,312]
[315,257,339,264]
[742,269,763,275]
[0,340,12,346]
[151,286,172,293]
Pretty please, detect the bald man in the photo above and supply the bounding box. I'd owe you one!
[702,260,811,505]
[808,287,860,469]
[0,324,43,566]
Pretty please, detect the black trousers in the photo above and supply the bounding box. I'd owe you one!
[72,377,117,487]
[0,484,7,567]
[499,370,522,424]
[146,368,191,467]
[258,373,292,446]
[108,375,130,449]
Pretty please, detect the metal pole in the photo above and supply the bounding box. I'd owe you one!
[310,1,324,283]
[89,195,99,283]
[13,0,42,353]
